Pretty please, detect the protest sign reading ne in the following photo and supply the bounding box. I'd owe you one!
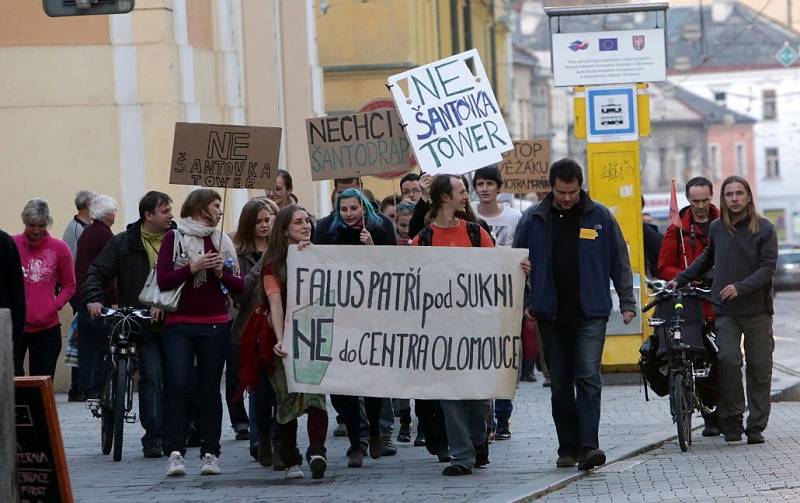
[306,109,410,181]
[387,49,513,175]
[170,122,282,189]
[498,140,551,194]
[551,29,666,87]
[283,245,527,400]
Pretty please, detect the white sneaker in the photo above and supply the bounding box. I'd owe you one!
[285,464,304,479]
[200,453,221,475]
[165,451,186,477]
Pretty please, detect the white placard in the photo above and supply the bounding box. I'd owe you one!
[551,29,666,87]
[387,49,513,175]
[585,85,638,143]
[283,245,527,399]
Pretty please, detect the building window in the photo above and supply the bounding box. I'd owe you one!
[709,143,721,181]
[658,147,668,187]
[763,89,777,120]
[714,91,726,105]
[735,143,747,176]
[766,147,780,179]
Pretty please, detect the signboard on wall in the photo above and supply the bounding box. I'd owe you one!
[551,28,666,87]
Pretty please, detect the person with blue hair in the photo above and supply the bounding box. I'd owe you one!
[327,188,396,246]
[326,188,395,468]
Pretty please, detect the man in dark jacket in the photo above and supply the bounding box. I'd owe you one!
[669,176,777,445]
[0,229,25,339]
[83,191,174,458]
[518,158,636,471]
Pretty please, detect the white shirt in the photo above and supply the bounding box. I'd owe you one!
[472,203,522,247]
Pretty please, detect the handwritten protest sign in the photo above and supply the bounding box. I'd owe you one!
[306,109,410,180]
[498,140,551,194]
[387,49,513,175]
[283,245,527,400]
[170,122,281,189]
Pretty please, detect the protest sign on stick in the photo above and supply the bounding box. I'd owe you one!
[306,109,411,181]
[283,245,527,400]
[498,140,551,194]
[387,49,513,175]
[170,122,281,189]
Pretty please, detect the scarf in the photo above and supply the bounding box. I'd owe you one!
[140,229,165,269]
[176,217,240,288]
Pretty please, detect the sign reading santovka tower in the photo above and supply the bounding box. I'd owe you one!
[170,122,282,189]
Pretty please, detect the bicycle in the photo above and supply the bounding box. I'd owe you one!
[641,282,720,452]
[86,307,149,461]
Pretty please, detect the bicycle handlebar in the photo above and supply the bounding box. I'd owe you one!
[100,307,151,320]
[641,285,721,313]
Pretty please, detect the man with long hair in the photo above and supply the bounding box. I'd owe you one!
[669,175,778,444]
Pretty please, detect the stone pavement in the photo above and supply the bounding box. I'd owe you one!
[540,402,800,503]
[58,381,672,503]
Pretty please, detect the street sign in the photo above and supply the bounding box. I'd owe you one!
[551,29,666,87]
[776,41,798,68]
[585,86,638,143]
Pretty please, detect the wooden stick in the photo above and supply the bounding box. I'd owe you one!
[218,187,228,251]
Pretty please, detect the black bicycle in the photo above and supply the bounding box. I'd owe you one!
[642,282,720,451]
[86,307,149,461]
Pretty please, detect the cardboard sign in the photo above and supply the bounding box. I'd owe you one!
[306,109,411,181]
[357,98,415,179]
[170,122,281,189]
[498,140,551,194]
[387,49,513,175]
[283,245,527,400]
[15,377,72,503]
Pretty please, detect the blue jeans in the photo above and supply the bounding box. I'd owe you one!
[137,335,164,449]
[380,398,395,435]
[440,399,491,469]
[161,323,229,457]
[494,399,513,421]
[538,317,607,456]
[77,311,108,398]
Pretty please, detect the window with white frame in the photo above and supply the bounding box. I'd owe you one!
[763,89,777,120]
[709,143,721,181]
[735,143,747,177]
[765,147,780,179]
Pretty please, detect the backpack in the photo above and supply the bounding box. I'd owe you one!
[417,221,482,247]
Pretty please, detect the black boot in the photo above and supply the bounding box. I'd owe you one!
[520,360,537,382]
[306,444,327,479]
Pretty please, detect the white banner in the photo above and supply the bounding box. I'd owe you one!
[387,49,513,175]
[283,245,527,399]
[551,29,666,87]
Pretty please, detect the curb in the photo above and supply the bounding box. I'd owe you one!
[487,378,800,503]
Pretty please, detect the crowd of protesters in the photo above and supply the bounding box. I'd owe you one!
[1,160,778,480]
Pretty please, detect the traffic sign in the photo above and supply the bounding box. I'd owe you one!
[585,85,638,143]
[776,41,798,68]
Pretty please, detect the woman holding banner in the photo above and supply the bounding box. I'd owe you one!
[157,188,243,477]
[324,188,395,467]
[261,205,329,480]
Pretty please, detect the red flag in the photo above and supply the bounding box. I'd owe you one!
[668,178,681,228]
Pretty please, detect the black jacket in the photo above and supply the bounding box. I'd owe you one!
[83,220,175,310]
[313,212,397,245]
[0,229,25,338]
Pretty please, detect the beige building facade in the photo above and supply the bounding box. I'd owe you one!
[0,0,324,389]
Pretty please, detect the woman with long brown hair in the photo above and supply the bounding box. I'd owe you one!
[229,198,280,465]
[157,188,244,477]
[261,205,328,479]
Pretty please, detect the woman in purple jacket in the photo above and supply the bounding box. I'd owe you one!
[157,189,243,477]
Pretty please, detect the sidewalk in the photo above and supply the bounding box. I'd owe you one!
[540,401,800,502]
[58,381,672,503]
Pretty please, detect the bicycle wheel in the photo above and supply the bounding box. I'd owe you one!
[113,358,128,462]
[100,363,114,455]
[671,372,692,452]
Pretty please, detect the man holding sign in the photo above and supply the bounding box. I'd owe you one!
[413,174,530,476]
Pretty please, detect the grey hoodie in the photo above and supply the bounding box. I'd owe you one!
[676,216,777,316]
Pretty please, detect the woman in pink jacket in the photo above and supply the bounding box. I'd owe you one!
[13,198,76,379]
